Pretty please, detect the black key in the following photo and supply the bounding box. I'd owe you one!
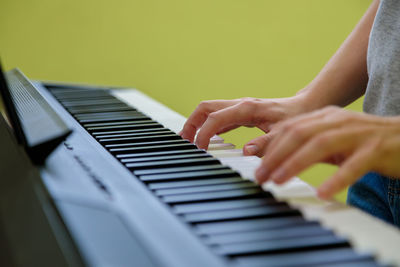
[109,143,197,154]
[84,120,154,127]
[203,224,333,245]
[95,130,173,139]
[162,187,265,204]
[61,99,122,107]
[134,164,228,176]
[54,92,110,98]
[116,148,205,159]
[99,134,182,144]
[121,152,210,164]
[139,169,238,182]
[92,127,166,136]
[106,139,188,148]
[87,122,163,131]
[183,204,300,223]
[173,198,278,214]
[75,111,142,119]
[57,95,113,101]
[68,105,132,114]
[313,260,381,267]
[79,115,149,123]
[50,88,108,94]
[195,217,314,235]
[234,247,375,267]
[213,234,349,256]
[155,181,258,196]
[53,92,110,100]
[148,176,244,190]
[126,157,220,170]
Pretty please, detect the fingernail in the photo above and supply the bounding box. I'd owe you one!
[271,168,286,183]
[245,145,259,155]
[255,167,269,183]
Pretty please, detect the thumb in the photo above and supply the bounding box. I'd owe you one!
[243,134,274,157]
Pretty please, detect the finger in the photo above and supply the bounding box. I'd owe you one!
[180,100,237,142]
[243,134,274,157]
[261,115,336,181]
[269,129,356,184]
[265,107,334,156]
[195,101,259,149]
[317,143,376,200]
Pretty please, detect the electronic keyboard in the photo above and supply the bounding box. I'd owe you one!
[1,68,400,267]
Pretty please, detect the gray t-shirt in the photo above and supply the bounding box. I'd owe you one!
[364,0,400,116]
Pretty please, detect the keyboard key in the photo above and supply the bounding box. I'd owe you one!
[69,105,133,114]
[195,217,314,235]
[213,234,349,256]
[183,204,300,223]
[122,152,210,163]
[95,130,173,139]
[203,224,333,245]
[109,143,197,154]
[83,120,155,128]
[161,187,265,204]
[61,99,123,107]
[92,127,166,136]
[87,122,163,131]
[99,134,182,144]
[105,139,189,148]
[134,164,228,176]
[148,176,244,190]
[312,260,381,267]
[155,181,258,196]
[79,115,149,123]
[173,198,278,214]
[116,149,204,159]
[139,169,238,182]
[234,247,375,267]
[127,157,220,170]
[75,111,143,119]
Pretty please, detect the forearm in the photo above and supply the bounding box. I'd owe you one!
[297,0,380,112]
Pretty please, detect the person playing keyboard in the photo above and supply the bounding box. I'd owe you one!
[180,0,400,227]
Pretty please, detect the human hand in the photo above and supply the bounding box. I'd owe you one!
[255,106,400,199]
[180,96,308,150]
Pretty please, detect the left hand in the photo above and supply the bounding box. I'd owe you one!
[255,106,400,199]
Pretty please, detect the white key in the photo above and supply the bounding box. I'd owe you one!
[207,143,235,151]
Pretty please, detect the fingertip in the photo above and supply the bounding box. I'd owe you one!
[255,166,269,184]
[316,185,331,200]
[270,168,286,183]
[243,145,259,156]
[195,138,208,150]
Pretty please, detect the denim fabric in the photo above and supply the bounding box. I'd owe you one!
[347,172,400,227]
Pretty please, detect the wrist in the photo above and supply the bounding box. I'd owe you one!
[288,89,318,115]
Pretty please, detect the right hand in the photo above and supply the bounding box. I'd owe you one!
[179,96,309,153]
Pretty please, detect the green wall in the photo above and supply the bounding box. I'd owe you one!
[0,0,371,202]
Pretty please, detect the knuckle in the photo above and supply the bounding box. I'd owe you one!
[198,100,213,111]
[324,105,339,112]
[288,125,307,139]
[239,97,261,102]
[313,133,330,148]
[207,111,219,120]
[239,98,257,108]
[240,97,252,102]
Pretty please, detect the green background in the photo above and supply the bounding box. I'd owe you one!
[0,0,372,202]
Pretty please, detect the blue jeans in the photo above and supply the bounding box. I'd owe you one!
[347,172,400,227]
